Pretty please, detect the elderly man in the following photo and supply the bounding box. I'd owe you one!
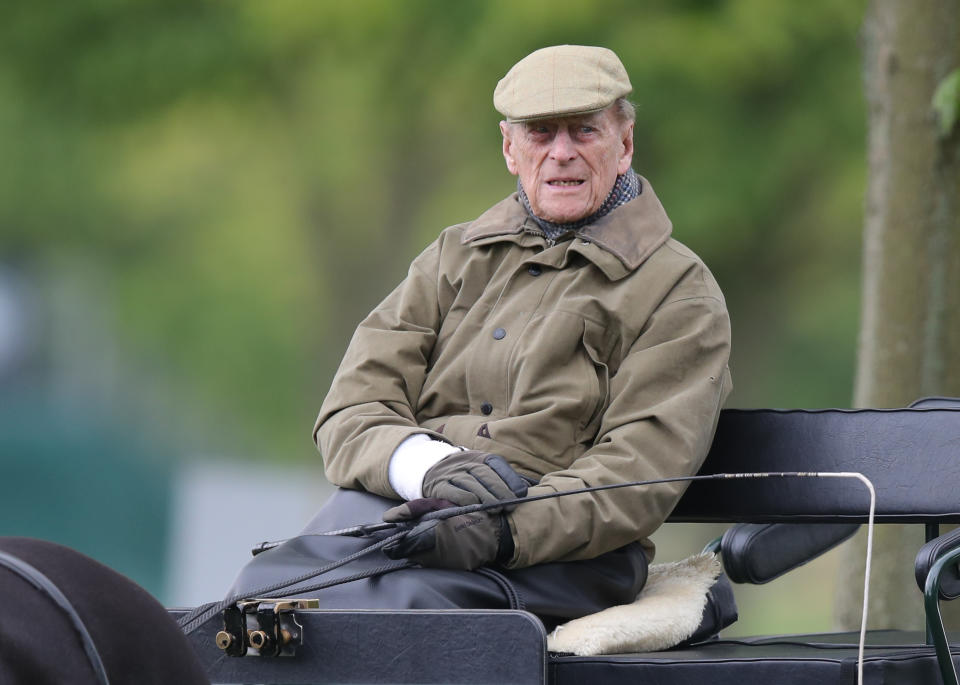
[234,45,731,625]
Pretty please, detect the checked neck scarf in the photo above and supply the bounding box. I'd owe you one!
[518,168,640,243]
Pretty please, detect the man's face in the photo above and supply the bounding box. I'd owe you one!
[500,108,634,224]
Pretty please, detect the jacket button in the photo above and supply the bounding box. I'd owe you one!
[527,264,542,276]
[493,327,506,340]
[480,402,493,415]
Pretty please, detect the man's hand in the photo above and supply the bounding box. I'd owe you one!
[422,451,529,509]
[382,498,514,570]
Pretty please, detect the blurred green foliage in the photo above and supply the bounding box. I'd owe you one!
[0,0,867,464]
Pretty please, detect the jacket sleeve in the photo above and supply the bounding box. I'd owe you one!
[505,291,732,568]
[313,239,450,498]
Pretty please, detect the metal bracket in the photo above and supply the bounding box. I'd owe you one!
[924,547,960,685]
[215,598,318,658]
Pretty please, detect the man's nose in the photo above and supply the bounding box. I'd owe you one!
[549,129,577,161]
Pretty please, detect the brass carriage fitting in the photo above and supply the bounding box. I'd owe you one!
[216,599,311,658]
[215,631,233,650]
[247,628,294,649]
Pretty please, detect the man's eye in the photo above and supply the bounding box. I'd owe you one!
[580,126,596,134]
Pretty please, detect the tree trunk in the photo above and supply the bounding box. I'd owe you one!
[835,0,960,630]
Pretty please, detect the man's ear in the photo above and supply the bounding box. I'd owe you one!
[617,121,634,175]
[500,121,519,175]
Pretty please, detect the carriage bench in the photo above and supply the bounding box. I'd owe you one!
[173,398,960,685]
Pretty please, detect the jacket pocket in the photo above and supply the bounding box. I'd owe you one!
[578,321,610,439]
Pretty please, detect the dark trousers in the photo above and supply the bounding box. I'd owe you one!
[228,488,648,629]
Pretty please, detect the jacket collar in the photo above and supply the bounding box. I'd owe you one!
[461,175,672,280]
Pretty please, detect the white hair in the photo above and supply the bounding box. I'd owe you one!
[613,97,636,124]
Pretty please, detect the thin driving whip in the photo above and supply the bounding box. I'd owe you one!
[387,469,878,685]
[197,470,878,684]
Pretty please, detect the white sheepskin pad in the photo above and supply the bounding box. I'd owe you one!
[547,552,722,656]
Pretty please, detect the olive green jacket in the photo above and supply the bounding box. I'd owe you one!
[314,178,732,568]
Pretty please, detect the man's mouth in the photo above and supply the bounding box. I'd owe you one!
[547,179,584,187]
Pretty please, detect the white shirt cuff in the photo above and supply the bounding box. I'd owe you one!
[388,434,463,501]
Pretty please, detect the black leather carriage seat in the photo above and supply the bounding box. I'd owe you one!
[167,401,960,685]
[669,405,960,524]
[549,631,960,685]
[549,402,960,685]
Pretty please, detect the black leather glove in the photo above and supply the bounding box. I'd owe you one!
[382,498,515,570]
[422,450,529,509]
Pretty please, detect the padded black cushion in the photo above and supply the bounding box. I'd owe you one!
[671,407,960,523]
[914,527,960,600]
[550,631,960,685]
[909,396,960,409]
[721,523,860,585]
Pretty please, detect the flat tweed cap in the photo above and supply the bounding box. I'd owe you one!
[494,45,631,121]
